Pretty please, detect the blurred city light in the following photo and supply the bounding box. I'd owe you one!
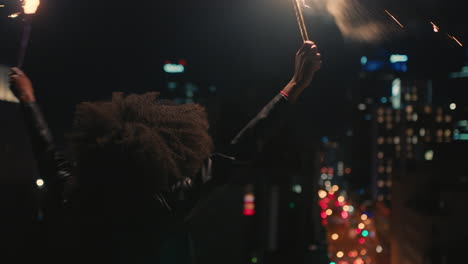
[163,63,185,73]
[292,184,302,194]
[318,190,328,199]
[390,54,409,63]
[36,179,44,188]
[424,150,434,161]
[376,245,383,253]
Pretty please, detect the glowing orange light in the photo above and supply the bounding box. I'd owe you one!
[361,214,368,221]
[430,22,439,33]
[358,223,365,229]
[318,190,328,199]
[326,209,333,216]
[353,258,365,264]
[8,12,21,18]
[336,251,344,258]
[22,0,40,14]
[331,233,339,240]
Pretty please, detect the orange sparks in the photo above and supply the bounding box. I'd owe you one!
[430,22,439,33]
[385,10,404,28]
[8,12,21,18]
[22,0,40,14]
[448,34,463,47]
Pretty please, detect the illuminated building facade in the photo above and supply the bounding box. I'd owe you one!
[354,52,468,264]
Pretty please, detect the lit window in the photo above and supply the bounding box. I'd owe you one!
[405,105,413,113]
[377,137,384,145]
[419,128,426,137]
[445,115,452,123]
[444,129,452,137]
[387,180,393,187]
[378,166,385,174]
[377,152,384,159]
[377,180,385,188]
[425,150,434,161]
[406,128,414,136]
[386,166,393,174]
[424,106,432,114]
[377,108,384,115]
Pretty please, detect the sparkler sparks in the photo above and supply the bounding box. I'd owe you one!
[8,12,21,18]
[384,10,404,29]
[430,22,440,33]
[448,34,463,47]
[22,0,40,14]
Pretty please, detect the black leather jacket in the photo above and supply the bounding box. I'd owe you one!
[23,93,291,222]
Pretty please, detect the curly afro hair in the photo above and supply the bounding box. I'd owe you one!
[69,92,213,194]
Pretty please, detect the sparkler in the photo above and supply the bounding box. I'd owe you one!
[292,0,309,42]
[384,10,404,29]
[8,12,21,18]
[447,34,463,47]
[17,0,41,67]
[430,22,439,33]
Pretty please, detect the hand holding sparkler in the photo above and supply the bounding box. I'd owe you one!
[9,67,35,103]
[282,41,321,103]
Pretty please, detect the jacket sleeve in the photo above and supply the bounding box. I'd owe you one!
[228,93,292,162]
[22,102,75,206]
